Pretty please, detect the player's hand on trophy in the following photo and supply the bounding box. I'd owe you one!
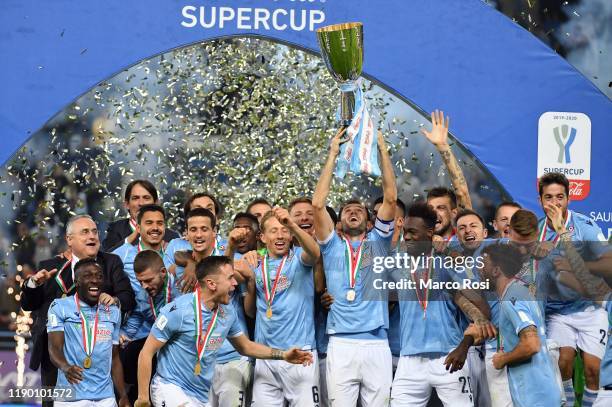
[421,110,450,148]
[284,348,314,366]
[330,127,348,156]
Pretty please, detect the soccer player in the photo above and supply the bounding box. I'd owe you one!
[165,194,226,292]
[595,294,612,406]
[207,213,259,407]
[113,204,168,293]
[47,258,129,407]
[537,172,611,406]
[244,207,320,406]
[392,203,493,407]
[312,128,397,406]
[135,256,313,407]
[422,110,472,245]
[120,250,182,404]
[246,198,273,222]
[21,215,135,401]
[491,202,521,239]
[102,180,179,251]
[478,243,561,407]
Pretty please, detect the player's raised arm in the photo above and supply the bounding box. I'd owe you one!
[421,110,472,210]
[273,207,320,265]
[312,128,346,241]
[375,130,397,222]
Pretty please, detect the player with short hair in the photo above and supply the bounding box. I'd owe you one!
[244,207,320,406]
[477,243,561,407]
[47,258,129,407]
[492,202,521,239]
[136,256,313,407]
[312,128,397,406]
[536,172,611,406]
[246,198,273,223]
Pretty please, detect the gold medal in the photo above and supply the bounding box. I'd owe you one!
[266,306,273,319]
[194,361,201,375]
[83,356,92,369]
[346,289,356,302]
[61,293,67,298]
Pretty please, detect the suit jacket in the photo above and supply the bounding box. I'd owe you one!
[101,218,180,252]
[21,251,136,370]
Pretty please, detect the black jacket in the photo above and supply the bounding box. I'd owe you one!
[101,218,180,252]
[21,252,135,370]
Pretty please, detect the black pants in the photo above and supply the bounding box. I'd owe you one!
[120,337,156,404]
[40,354,58,407]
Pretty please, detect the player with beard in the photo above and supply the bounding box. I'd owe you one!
[102,180,179,252]
[113,204,168,293]
[243,207,320,406]
[392,203,494,407]
[492,202,521,239]
[312,128,397,406]
[421,111,472,243]
[120,250,182,404]
[165,193,226,293]
[474,243,561,407]
[535,173,611,407]
[136,256,313,407]
[207,213,259,407]
[47,258,129,407]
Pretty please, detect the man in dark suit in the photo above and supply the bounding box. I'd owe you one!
[102,180,179,251]
[21,214,135,406]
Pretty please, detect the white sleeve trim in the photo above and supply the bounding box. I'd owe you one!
[229,331,244,339]
[316,229,336,245]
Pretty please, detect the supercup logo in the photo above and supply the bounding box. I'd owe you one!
[537,112,591,200]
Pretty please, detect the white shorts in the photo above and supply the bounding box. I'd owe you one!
[546,339,566,404]
[252,351,319,407]
[319,354,329,407]
[327,337,392,407]
[150,375,209,407]
[210,357,253,407]
[546,307,609,359]
[484,348,513,407]
[594,389,612,406]
[467,346,490,407]
[55,398,116,407]
[391,354,473,407]
[392,355,400,378]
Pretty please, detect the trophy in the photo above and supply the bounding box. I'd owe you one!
[316,22,363,127]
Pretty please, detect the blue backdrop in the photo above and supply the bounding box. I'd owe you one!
[1,0,611,234]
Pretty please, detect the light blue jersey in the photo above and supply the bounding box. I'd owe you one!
[319,218,394,336]
[215,252,249,364]
[254,247,315,350]
[163,236,227,281]
[499,280,561,407]
[112,242,140,293]
[600,296,612,387]
[151,293,243,401]
[122,273,182,340]
[396,257,464,356]
[47,296,120,401]
[538,210,610,315]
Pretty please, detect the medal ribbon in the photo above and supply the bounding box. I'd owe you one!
[262,254,287,309]
[74,294,99,358]
[54,259,74,294]
[411,249,435,317]
[444,229,456,243]
[129,217,137,232]
[148,274,172,319]
[343,236,365,289]
[193,286,220,366]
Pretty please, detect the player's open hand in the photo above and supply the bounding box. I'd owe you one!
[98,293,117,307]
[421,110,450,148]
[284,348,314,366]
[444,344,469,373]
[62,364,83,384]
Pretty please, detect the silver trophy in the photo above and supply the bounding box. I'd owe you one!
[316,22,364,127]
